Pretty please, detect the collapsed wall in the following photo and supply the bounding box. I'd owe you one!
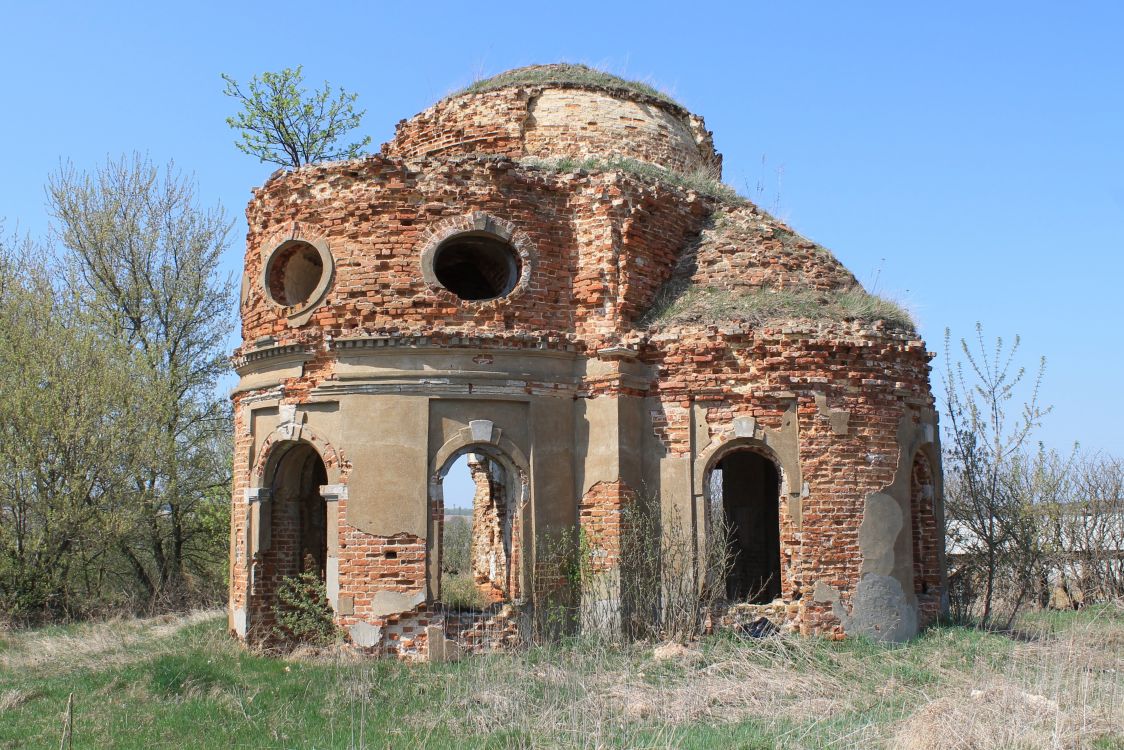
[229,64,946,658]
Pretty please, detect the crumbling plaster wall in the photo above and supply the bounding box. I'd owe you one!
[231,79,945,653]
[642,324,940,640]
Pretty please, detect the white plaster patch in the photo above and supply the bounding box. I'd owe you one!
[348,621,382,648]
[469,419,494,443]
[232,607,247,637]
[371,589,426,617]
[326,556,339,608]
[279,403,297,425]
[848,574,918,643]
[859,492,902,577]
[319,484,348,501]
[426,625,463,663]
[813,580,841,604]
[733,416,757,438]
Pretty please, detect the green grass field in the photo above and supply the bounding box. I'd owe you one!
[1,606,1121,749]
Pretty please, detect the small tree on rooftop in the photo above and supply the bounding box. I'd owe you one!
[221,66,371,168]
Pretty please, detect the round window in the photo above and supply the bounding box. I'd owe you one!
[432,233,521,301]
[265,241,324,307]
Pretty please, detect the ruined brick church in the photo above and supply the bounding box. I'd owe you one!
[229,64,945,657]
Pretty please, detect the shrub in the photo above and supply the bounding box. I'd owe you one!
[272,571,339,647]
[529,492,734,644]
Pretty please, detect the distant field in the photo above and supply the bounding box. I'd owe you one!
[0,606,1121,749]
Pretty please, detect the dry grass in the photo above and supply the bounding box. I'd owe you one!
[0,605,1120,748]
[521,155,741,203]
[409,606,1123,748]
[0,608,221,674]
[644,284,916,332]
[461,64,680,107]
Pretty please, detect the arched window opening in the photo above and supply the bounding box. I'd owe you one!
[434,450,513,610]
[432,232,520,301]
[710,449,782,604]
[271,443,329,580]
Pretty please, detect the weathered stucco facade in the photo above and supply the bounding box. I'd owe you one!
[229,65,946,657]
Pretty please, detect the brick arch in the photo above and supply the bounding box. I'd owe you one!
[418,211,537,306]
[699,440,789,603]
[431,423,530,481]
[253,423,345,488]
[695,437,793,501]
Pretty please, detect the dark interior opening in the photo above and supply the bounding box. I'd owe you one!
[273,443,328,579]
[267,242,324,307]
[433,233,519,301]
[716,450,781,603]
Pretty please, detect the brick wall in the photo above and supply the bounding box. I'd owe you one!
[231,78,944,652]
[384,85,720,177]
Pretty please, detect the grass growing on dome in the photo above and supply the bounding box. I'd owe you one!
[644,284,916,332]
[521,155,743,204]
[461,64,681,107]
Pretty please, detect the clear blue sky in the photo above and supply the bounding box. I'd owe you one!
[3,1,1122,458]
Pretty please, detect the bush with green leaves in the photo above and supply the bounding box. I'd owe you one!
[272,571,340,647]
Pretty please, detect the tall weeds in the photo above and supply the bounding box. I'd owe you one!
[529,494,733,644]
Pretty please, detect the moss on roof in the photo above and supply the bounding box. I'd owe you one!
[460,64,682,108]
[520,156,742,203]
[642,284,916,333]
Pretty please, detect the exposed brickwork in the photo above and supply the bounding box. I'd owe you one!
[669,204,859,294]
[230,66,945,655]
[642,323,936,636]
[468,456,511,602]
[911,451,942,626]
[579,480,637,574]
[385,84,721,177]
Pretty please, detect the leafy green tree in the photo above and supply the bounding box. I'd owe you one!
[0,230,142,622]
[222,66,371,168]
[47,155,234,609]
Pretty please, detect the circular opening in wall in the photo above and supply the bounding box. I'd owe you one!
[266,241,324,307]
[433,233,521,301]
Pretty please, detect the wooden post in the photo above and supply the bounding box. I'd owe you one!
[59,692,72,750]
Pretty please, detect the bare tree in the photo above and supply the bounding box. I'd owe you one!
[942,324,1050,626]
[1062,454,1124,602]
[47,155,234,608]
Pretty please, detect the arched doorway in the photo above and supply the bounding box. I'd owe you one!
[430,445,521,610]
[270,442,329,580]
[709,449,782,603]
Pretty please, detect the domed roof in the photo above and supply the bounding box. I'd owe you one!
[456,64,684,109]
[383,64,722,177]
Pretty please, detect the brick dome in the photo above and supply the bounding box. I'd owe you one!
[385,64,722,177]
[229,64,946,658]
